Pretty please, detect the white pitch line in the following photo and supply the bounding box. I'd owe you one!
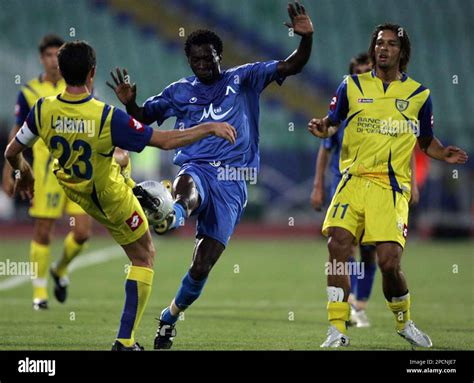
[0,245,121,291]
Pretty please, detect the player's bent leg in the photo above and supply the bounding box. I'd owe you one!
[321,227,354,348]
[154,174,200,235]
[112,230,155,351]
[31,218,55,310]
[50,214,92,303]
[377,242,431,348]
[155,235,225,350]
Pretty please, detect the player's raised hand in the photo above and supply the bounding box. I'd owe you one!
[106,68,137,106]
[13,166,34,202]
[284,1,314,37]
[308,118,329,138]
[443,146,468,164]
[211,122,237,145]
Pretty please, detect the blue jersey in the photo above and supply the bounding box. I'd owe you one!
[143,61,285,171]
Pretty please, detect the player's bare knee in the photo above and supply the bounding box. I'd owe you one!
[33,222,53,245]
[72,228,91,244]
[377,255,400,275]
[327,231,353,261]
[173,175,199,215]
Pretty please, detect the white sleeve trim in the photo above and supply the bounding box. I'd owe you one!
[16,121,39,147]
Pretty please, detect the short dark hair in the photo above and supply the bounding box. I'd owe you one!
[184,29,223,57]
[38,34,64,54]
[368,23,411,72]
[57,41,96,86]
[348,52,370,75]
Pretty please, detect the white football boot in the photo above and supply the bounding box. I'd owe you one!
[397,320,432,348]
[320,326,350,348]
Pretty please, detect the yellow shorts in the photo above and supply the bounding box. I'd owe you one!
[29,143,85,219]
[322,175,409,248]
[63,179,149,246]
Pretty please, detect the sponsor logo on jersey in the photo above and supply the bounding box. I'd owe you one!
[403,223,408,238]
[126,211,143,231]
[198,103,233,122]
[358,98,374,103]
[129,117,144,132]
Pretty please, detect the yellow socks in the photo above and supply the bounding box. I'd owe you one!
[327,301,351,334]
[54,232,85,278]
[387,293,411,331]
[116,266,154,347]
[30,241,50,301]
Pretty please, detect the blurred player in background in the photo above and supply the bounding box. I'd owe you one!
[1,34,92,310]
[308,23,468,347]
[4,41,237,350]
[310,53,421,327]
[107,1,313,349]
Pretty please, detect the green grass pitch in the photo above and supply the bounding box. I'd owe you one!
[0,236,472,350]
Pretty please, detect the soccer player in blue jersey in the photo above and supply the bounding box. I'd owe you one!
[107,1,314,348]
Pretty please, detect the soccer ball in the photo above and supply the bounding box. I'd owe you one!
[136,180,174,225]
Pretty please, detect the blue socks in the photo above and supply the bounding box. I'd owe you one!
[161,271,208,325]
[356,261,376,301]
[171,203,186,230]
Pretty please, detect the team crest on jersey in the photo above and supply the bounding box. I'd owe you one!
[395,99,409,112]
[126,211,143,231]
[129,117,144,132]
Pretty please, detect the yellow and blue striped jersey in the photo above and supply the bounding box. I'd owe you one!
[15,75,66,160]
[16,90,153,196]
[328,70,433,194]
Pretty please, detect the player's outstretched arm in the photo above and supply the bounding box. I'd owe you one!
[149,122,237,150]
[418,136,468,164]
[277,1,313,77]
[308,116,338,139]
[106,68,154,125]
[4,138,34,201]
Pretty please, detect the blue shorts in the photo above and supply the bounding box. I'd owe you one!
[178,162,248,247]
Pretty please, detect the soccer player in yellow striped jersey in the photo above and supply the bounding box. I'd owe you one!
[4,41,237,350]
[1,35,93,310]
[308,24,468,348]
